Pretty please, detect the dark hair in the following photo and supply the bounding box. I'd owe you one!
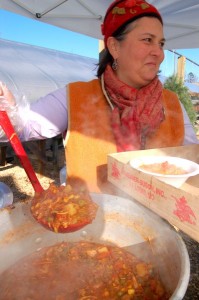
[97,13,163,78]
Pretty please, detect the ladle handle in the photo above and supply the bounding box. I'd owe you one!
[0,110,43,193]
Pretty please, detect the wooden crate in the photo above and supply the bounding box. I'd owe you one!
[108,144,199,242]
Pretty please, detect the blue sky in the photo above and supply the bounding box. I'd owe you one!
[0,9,198,79]
[0,9,99,58]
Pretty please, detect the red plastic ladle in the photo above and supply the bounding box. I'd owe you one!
[0,110,98,233]
[0,110,43,194]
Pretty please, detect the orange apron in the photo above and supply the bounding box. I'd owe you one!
[65,79,184,193]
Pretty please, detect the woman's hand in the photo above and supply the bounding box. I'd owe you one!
[0,82,15,106]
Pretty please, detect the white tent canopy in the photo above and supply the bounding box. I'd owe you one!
[1,0,199,50]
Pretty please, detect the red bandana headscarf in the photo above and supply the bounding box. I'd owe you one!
[103,65,165,151]
[101,0,163,47]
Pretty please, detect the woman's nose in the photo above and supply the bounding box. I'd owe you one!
[151,43,164,55]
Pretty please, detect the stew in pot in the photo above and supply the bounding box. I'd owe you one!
[0,241,169,299]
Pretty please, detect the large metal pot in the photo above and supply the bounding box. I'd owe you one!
[0,193,190,299]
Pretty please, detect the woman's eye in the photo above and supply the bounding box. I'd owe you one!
[160,41,165,48]
[144,38,151,43]
[142,38,165,48]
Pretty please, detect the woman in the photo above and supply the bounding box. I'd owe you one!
[0,0,198,193]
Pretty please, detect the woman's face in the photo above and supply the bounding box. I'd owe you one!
[108,17,165,89]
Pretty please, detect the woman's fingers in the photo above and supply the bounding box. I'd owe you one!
[0,82,4,96]
[0,82,15,105]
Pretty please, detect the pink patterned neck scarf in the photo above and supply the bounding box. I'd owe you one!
[103,64,165,151]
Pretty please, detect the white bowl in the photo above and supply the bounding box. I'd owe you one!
[129,156,199,188]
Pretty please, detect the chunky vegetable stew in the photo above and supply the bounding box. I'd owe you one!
[31,184,98,233]
[0,241,169,300]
